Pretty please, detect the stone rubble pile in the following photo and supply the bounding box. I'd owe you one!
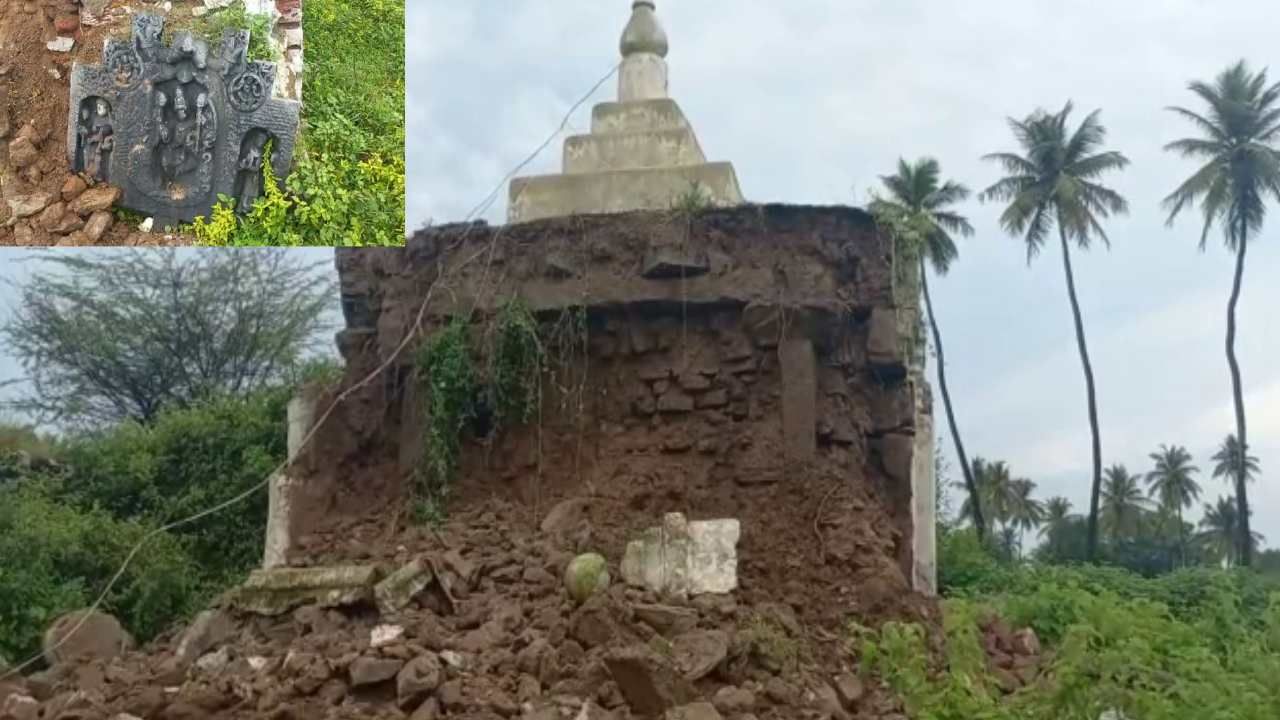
[0,498,920,719]
[1,120,119,245]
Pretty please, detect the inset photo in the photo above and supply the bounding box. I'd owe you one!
[0,0,404,247]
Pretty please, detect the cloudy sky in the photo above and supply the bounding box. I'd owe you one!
[410,1,1280,545]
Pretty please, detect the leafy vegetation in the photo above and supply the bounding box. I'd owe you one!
[0,482,202,664]
[878,529,1280,719]
[190,0,406,246]
[0,381,302,663]
[0,250,333,429]
[174,3,273,62]
[413,300,545,513]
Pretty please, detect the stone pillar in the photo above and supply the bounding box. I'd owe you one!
[263,392,318,569]
[778,338,816,463]
[910,380,937,595]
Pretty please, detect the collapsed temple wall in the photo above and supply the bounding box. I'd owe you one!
[284,204,936,595]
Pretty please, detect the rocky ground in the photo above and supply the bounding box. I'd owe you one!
[0,0,234,246]
[0,485,1046,720]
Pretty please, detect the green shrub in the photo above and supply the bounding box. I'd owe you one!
[937,526,1011,596]
[190,0,406,246]
[59,389,289,585]
[0,483,202,663]
[858,563,1280,719]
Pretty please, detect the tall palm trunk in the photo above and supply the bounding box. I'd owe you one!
[1177,506,1186,568]
[1058,226,1104,562]
[919,258,986,541]
[1227,219,1251,566]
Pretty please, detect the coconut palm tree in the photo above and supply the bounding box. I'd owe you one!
[1144,444,1202,566]
[1039,497,1074,539]
[1164,60,1280,567]
[1211,434,1260,485]
[980,103,1130,562]
[870,158,984,542]
[1038,496,1075,559]
[958,458,1015,537]
[1100,464,1149,542]
[1007,477,1046,557]
[1197,496,1265,566]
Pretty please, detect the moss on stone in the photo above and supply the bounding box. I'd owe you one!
[564,553,611,604]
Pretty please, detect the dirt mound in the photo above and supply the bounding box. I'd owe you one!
[2,487,937,719]
[0,0,195,245]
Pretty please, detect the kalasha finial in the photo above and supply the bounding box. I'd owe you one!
[620,0,668,58]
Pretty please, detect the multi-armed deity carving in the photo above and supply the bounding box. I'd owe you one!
[68,15,300,224]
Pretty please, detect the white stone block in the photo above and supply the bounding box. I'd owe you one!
[621,512,739,597]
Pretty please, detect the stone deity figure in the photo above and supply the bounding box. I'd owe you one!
[83,99,114,181]
[75,105,91,169]
[236,134,267,213]
[194,92,216,162]
[151,90,170,147]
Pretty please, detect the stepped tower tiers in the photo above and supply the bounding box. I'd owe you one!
[507,1,745,223]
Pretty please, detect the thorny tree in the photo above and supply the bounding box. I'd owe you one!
[1,249,334,428]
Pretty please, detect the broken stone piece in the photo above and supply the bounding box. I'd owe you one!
[665,702,723,720]
[42,610,134,666]
[632,603,698,637]
[620,513,739,597]
[349,657,403,687]
[671,629,728,681]
[173,610,234,668]
[8,192,53,219]
[603,645,695,716]
[229,565,381,616]
[374,559,434,615]
[371,624,405,648]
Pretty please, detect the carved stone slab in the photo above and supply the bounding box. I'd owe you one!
[67,14,301,224]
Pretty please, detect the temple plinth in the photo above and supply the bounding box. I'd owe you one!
[508,1,744,224]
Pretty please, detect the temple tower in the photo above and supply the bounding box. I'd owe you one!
[508,1,745,223]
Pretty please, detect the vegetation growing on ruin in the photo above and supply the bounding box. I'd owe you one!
[172,2,274,62]
[416,318,478,497]
[413,299,546,517]
[188,0,406,246]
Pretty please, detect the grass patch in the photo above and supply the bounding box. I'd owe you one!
[164,2,275,62]
[741,613,804,675]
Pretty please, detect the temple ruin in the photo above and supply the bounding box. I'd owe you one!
[269,1,935,599]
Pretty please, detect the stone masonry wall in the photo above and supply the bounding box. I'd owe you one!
[294,205,935,593]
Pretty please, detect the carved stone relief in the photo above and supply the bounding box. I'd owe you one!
[68,14,301,223]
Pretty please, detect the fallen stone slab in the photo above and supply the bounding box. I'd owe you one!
[621,513,739,597]
[228,565,382,615]
[374,559,434,615]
